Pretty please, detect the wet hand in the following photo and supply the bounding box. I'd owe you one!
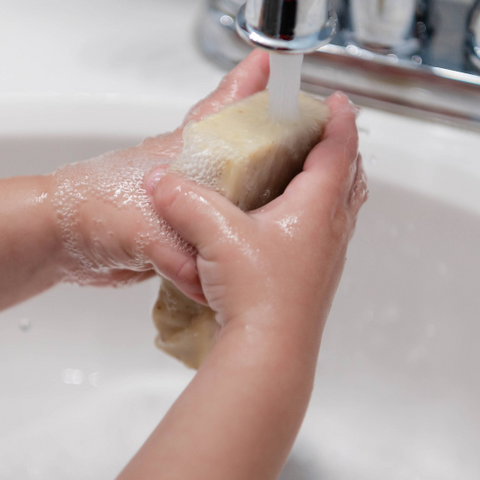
[50,50,270,302]
[151,92,367,329]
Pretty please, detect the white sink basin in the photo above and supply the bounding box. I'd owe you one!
[1,97,479,479]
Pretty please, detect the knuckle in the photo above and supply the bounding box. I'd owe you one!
[173,255,198,288]
[154,175,183,216]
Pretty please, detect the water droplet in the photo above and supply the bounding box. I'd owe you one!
[387,53,398,63]
[260,189,271,201]
[220,14,233,26]
[62,368,84,385]
[368,155,377,166]
[73,370,83,384]
[346,44,360,56]
[19,318,31,332]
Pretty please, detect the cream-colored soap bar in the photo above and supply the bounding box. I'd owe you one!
[170,90,330,211]
[153,279,216,369]
[153,90,330,369]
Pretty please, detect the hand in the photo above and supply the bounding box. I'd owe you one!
[50,50,270,302]
[119,92,367,480]
[151,91,367,329]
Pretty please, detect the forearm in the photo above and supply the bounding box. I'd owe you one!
[118,311,323,480]
[0,175,63,311]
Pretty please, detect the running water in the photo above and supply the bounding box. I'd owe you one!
[268,52,304,122]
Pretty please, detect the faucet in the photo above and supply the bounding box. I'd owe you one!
[197,0,480,128]
[467,0,480,71]
[345,0,428,55]
[235,0,336,54]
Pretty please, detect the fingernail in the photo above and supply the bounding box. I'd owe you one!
[338,102,362,118]
[329,91,361,117]
[331,91,348,101]
[145,166,167,196]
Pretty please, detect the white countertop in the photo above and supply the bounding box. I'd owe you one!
[0,0,225,105]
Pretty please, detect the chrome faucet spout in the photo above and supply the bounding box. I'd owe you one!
[236,0,337,54]
[198,0,480,128]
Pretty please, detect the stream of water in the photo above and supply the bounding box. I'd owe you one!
[268,52,304,122]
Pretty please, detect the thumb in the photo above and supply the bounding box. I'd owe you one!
[152,173,251,260]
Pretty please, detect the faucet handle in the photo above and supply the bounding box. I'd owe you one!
[466,0,480,71]
[345,0,430,55]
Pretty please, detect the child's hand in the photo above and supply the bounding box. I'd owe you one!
[51,50,270,303]
[151,92,367,329]
[119,92,367,480]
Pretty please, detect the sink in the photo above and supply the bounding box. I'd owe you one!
[1,96,479,479]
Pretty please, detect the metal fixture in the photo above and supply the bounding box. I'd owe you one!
[197,0,480,128]
[346,0,422,55]
[236,0,337,54]
[466,0,480,72]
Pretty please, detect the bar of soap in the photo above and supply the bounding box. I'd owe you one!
[153,279,216,369]
[170,90,330,210]
[153,90,330,369]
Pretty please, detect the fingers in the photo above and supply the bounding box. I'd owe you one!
[183,49,270,124]
[145,164,168,196]
[147,239,207,304]
[304,92,359,191]
[152,173,250,259]
[143,167,209,301]
[279,92,359,213]
[258,91,365,245]
[142,51,270,299]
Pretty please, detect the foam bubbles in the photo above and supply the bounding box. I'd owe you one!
[52,140,192,286]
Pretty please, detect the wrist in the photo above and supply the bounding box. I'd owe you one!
[0,174,66,310]
[221,298,326,343]
[38,174,68,281]
[216,306,324,374]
